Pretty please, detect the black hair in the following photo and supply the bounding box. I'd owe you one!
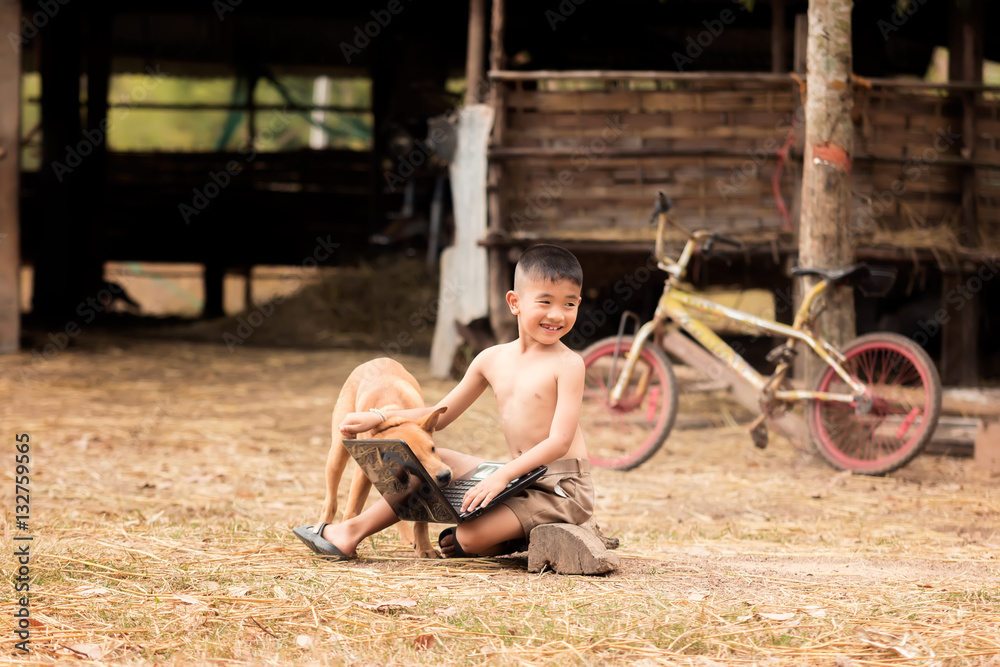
[514,244,583,290]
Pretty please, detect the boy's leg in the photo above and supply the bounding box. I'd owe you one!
[319,447,482,556]
[443,505,525,557]
[319,497,400,557]
[435,447,526,557]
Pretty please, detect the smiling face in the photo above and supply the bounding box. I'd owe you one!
[507,275,582,345]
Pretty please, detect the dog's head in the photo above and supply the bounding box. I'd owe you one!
[371,407,452,487]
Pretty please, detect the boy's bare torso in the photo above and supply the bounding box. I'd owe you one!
[478,340,588,461]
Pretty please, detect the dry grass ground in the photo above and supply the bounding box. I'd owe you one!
[2,336,998,665]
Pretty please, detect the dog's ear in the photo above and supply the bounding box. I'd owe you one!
[371,416,408,436]
[418,406,448,434]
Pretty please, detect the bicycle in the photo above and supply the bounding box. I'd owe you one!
[580,193,942,475]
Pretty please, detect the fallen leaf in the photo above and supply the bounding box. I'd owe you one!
[296,635,313,648]
[399,614,426,621]
[176,594,203,605]
[65,644,103,660]
[854,627,929,659]
[433,605,460,617]
[355,597,418,612]
[687,592,709,601]
[75,585,111,598]
[759,612,796,621]
[273,585,288,599]
[227,585,251,598]
[736,613,754,623]
[413,633,436,650]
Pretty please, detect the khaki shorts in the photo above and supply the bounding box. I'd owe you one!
[500,458,595,536]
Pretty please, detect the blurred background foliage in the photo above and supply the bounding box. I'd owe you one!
[20,75,373,170]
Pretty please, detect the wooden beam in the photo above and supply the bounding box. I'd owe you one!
[488,69,1000,93]
[465,0,486,105]
[792,14,807,74]
[0,0,21,353]
[771,0,786,73]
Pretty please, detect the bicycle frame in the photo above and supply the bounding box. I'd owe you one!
[608,218,869,409]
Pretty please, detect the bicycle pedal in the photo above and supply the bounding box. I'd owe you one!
[750,422,769,449]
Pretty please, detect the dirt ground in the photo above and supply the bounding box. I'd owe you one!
[1,334,998,665]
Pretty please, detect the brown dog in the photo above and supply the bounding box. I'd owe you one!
[317,357,451,558]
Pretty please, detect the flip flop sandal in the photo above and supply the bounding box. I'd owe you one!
[292,524,355,561]
[438,526,474,558]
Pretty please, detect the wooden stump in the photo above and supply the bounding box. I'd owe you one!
[527,522,620,575]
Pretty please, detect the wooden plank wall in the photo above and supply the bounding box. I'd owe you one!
[495,78,802,241]
[491,74,999,250]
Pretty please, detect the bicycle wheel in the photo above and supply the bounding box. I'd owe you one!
[580,335,679,470]
[807,332,942,475]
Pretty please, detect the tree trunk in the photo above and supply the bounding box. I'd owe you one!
[797,0,855,382]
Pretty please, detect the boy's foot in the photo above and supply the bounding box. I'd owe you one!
[438,527,472,558]
[292,523,356,561]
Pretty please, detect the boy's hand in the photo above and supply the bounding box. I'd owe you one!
[462,472,511,514]
[339,411,382,436]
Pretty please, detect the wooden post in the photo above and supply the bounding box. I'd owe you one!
[465,0,485,105]
[33,5,85,322]
[797,0,855,382]
[486,0,516,342]
[84,6,110,296]
[771,0,786,73]
[940,0,983,386]
[792,13,807,75]
[0,0,21,353]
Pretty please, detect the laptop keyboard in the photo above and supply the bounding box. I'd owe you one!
[442,479,477,507]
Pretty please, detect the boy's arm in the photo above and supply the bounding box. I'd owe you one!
[461,353,585,513]
[339,350,493,436]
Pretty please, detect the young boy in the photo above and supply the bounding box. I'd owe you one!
[305,244,593,558]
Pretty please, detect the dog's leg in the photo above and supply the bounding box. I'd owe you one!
[411,522,440,559]
[343,467,372,521]
[319,400,354,527]
[396,521,416,547]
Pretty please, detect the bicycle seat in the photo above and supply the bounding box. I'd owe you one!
[791,263,871,285]
[792,263,897,297]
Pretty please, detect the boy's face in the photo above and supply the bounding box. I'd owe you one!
[507,276,582,345]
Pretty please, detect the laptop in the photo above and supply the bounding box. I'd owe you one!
[342,438,547,524]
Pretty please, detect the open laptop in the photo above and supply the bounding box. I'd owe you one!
[343,438,547,524]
